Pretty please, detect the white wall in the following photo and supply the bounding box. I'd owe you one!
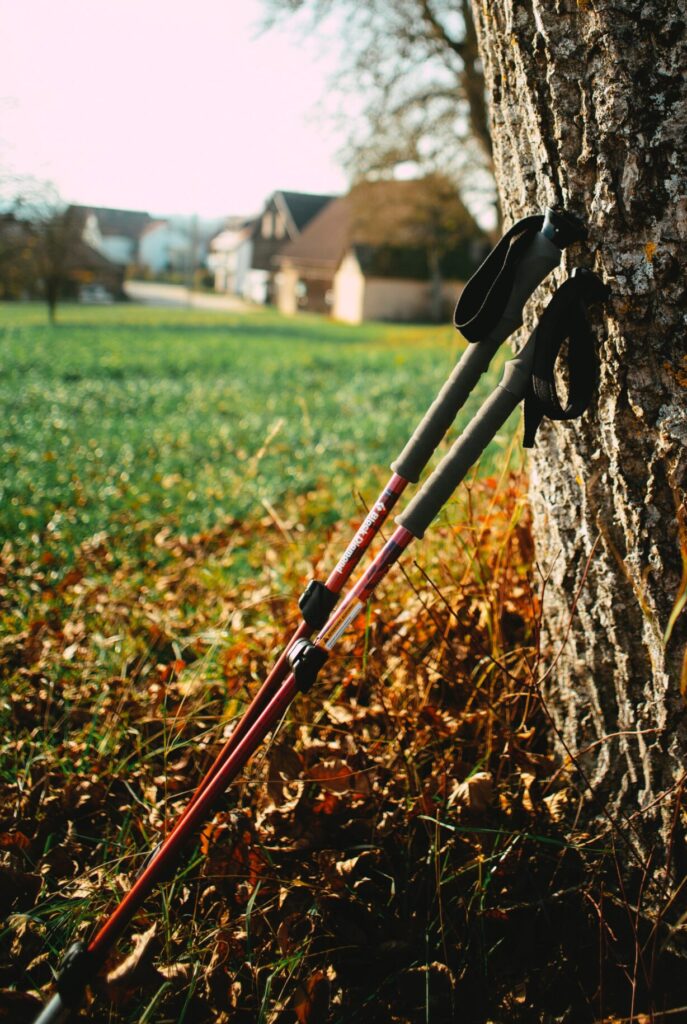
[332,251,365,323]
[244,267,269,304]
[362,277,463,323]
[275,266,299,315]
[333,251,463,323]
[232,239,254,298]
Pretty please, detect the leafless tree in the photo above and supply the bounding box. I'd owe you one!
[0,177,85,322]
[263,0,496,223]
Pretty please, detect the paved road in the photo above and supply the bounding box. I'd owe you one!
[124,280,254,312]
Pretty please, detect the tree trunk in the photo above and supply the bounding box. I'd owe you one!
[470,1,687,876]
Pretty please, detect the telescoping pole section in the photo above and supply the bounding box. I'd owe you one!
[33,214,594,1024]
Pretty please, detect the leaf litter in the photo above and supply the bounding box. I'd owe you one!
[1,469,684,1022]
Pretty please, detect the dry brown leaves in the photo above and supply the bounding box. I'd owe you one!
[1,474,676,1021]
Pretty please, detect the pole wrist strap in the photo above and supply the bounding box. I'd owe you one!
[454,215,544,342]
[523,269,609,447]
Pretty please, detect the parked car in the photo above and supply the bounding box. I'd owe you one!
[79,283,113,304]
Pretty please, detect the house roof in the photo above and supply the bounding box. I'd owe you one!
[276,179,483,280]
[69,205,152,239]
[275,195,352,268]
[274,191,337,235]
[209,216,257,250]
[268,189,333,233]
[66,238,125,273]
[250,192,337,271]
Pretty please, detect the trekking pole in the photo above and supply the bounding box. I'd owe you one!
[33,266,607,1024]
[149,206,586,840]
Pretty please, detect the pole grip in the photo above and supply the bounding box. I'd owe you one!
[391,231,562,483]
[396,335,536,539]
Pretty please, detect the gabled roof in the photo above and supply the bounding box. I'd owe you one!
[250,191,338,271]
[274,191,337,236]
[66,238,124,272]
[69,205,152,239]
[275,195,352,268]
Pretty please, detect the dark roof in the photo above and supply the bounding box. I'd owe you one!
[248,192,336,271]
[69,205,152,239]
[276,191,337,233]
[66,239,123,272]
[275,195,352,268]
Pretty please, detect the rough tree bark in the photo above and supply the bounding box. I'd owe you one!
[470,1,687,874]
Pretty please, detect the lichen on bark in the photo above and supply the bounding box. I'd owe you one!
[470,0,687,892]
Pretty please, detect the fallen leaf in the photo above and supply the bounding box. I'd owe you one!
[293,971,329,1024]
[544,788,571,822]
[306,758,371,795]
[449,772,494,813]
[0,830,31,851]
[0,989,42,1023]
[105,924,160,1000]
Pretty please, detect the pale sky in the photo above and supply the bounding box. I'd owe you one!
[0,0,350,218]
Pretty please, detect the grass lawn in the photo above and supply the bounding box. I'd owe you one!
[1,303,668,1023]
[0,302,520,568]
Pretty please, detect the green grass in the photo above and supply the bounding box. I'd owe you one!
[0,302,520,570]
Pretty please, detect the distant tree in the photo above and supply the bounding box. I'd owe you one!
[34,206,83,324]
[0,212,35,300]
[263,0,496,222]
[0,177,85,322]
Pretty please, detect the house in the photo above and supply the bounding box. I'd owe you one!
[207,216,256,295]
[70,206,220,278]
[71,205,152,266]
[274,180,485,323]
[211,191,337,304]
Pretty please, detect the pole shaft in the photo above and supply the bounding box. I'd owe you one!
[157,472,408,842]
[88,674,299,964]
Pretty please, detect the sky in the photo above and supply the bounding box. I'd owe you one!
[0,0,350,218]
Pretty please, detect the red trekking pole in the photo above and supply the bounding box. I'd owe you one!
[33,212,601,1024]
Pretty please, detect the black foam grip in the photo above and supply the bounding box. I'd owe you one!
[396,385,522,538]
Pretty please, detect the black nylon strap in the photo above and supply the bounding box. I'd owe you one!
[523,273,605,448]
[454,214,544,342]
